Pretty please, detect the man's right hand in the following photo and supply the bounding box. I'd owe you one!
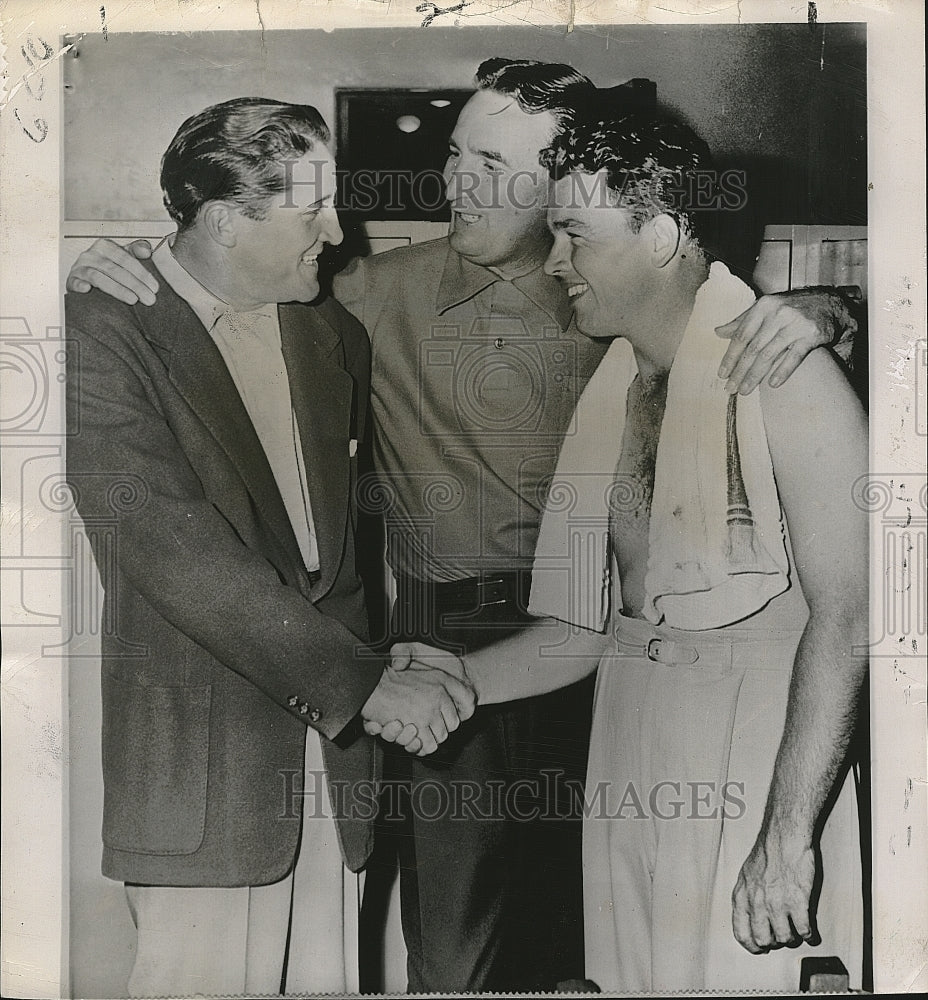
[67,238,159,305]
[361,665,476,757]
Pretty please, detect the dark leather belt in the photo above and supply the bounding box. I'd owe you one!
[392,570,534,653]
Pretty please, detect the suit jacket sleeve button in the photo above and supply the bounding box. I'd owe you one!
[287,696,299,707]
[299,703,309,715]
[310,708,321,722]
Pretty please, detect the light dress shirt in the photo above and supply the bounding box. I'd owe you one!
[152,239,319,572]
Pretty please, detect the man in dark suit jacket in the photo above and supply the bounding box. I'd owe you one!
[65,97,474,997]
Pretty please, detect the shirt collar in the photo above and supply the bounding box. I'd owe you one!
[511,260,574,332]
[151,237,276,332]
[435,241,573,331]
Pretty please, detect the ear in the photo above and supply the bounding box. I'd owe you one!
[648,213,682,269]
[200,201,239,249]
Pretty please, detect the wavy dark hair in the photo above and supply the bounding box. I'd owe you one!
[160,97,330,232]
[474,57,597,136]
[542,114,718,250]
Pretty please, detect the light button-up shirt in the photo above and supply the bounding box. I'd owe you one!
[152,239,320,573]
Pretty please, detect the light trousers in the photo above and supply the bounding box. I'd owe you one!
[583,613,863,994]
[125,732,362,998]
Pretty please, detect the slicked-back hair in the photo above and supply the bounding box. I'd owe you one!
[542,114,718,250]
[160,97,330,232]
[474,57,597,136]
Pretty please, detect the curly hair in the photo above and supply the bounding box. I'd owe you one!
[160,97,330,232]
[541,114,718,248]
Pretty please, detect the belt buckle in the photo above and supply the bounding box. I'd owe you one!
[476,576,507,608]
[646,636,700,665]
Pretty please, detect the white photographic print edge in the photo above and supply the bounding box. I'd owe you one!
[1,1,924,996]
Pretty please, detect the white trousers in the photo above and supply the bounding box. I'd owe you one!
[125,732,361,998]
[583,614,864,994]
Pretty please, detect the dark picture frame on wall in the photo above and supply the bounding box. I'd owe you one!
[335,88,474,221]
[334,80,657,221]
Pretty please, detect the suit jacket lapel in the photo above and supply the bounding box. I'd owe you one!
[279,303,353,598]
[136,283,305,580]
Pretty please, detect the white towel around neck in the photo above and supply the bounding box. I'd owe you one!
[529,261,790,632]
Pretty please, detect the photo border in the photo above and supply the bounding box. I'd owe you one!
[1,1,924,995]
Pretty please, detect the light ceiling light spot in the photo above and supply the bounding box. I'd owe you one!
[396,115,421,133]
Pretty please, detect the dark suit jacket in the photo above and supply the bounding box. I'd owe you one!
[65,264,383,885]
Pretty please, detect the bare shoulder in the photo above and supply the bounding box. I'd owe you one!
[759,348,866,438]
[757,346,868,608]
[757,347,867,517]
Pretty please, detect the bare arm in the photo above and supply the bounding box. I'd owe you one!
[717,286,858,394]
[370,621,607,755]
[731,348,868,952]
[392,618,611,706]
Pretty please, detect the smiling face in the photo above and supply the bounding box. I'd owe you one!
[227,148,342,305]
[545,169,654,340]
[443,89,558,274]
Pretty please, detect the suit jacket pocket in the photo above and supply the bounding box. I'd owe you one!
[101,673,211,856]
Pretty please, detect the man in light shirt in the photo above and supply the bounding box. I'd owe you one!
[64,97,474,998]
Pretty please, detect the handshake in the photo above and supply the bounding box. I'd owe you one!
[361,643,476,756]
